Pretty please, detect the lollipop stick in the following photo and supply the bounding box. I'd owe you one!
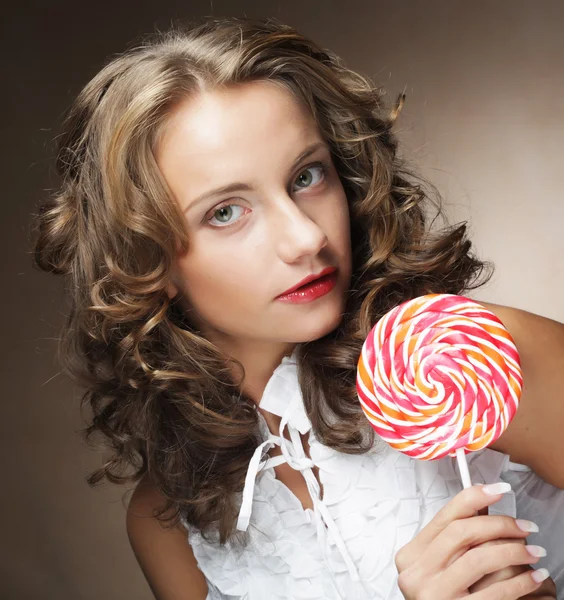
[456,447,472,489]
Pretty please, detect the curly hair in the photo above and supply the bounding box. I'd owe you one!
[32,16,492,544]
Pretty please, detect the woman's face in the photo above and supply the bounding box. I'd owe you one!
[156,80,352,356]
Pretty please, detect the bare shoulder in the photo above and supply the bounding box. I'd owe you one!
[126,474,209,600]
[479,301,564,378]
[479,301,564,489]
[479,301,564,335]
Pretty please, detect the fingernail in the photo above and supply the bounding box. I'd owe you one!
[516,519,540,533]
[482,482,512,495]
[531,568,550,584]
[526,545,547,558]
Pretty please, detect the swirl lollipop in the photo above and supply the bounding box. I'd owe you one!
[356,294,522,487]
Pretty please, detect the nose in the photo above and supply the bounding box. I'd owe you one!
[272,196,328,264]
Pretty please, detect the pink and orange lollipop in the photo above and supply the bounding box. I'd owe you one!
[356,294,522,487]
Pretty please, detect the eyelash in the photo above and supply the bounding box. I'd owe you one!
[205,161,330,229]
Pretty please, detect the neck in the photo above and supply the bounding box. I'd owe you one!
[205,332,296,405]
[237,342,296,403]
[231,341,295,437]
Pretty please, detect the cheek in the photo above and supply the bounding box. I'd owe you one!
[174,238,259,307]
[328,192,351,250]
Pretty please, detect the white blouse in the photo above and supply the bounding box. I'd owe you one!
[181,354,564,599]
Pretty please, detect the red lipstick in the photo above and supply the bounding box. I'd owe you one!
[276,267,338,304]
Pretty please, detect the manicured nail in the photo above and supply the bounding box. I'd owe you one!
[531,568,550,584]
[516,519,540,533]
[526,545,547,558]
[482,482,512,495]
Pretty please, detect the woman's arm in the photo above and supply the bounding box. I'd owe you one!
[480,301,564,489]
[126,475,209,600]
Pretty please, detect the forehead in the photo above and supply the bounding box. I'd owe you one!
[155,81,325,203]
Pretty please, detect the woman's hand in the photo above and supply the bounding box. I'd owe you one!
[469,538,556,598]
[395,483,551,599]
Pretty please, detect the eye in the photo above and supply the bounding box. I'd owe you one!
[208,204,247,227]
[293,164,327,191]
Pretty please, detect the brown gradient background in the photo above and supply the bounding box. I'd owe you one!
[2,1,563,598]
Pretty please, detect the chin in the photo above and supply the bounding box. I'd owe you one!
[293,311,344,343]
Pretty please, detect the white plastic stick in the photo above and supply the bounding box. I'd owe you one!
[456,447,472,489]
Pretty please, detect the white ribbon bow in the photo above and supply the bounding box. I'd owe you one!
[236,358,362,585]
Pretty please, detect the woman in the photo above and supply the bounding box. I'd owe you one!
[33,17,564,600]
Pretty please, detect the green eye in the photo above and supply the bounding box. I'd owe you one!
[214,206,233,222]
[294,165,326,190]
[296,170,314,187]
[208,204,246,227]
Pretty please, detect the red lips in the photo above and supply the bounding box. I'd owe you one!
[276,267,338,304]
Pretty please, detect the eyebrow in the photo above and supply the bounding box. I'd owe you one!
[184,141,327,213]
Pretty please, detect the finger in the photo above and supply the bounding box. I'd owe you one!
[447,543,546,590]
[396,483,513,570]
[469,538,527,592]
[469,568,550,600]
[418,515,534,573]
[470,565,529,594]
[472,569,557,598]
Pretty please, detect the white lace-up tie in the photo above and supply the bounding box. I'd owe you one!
[236,367,361,587]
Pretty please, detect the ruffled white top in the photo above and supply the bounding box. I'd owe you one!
[181,355,564,600]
